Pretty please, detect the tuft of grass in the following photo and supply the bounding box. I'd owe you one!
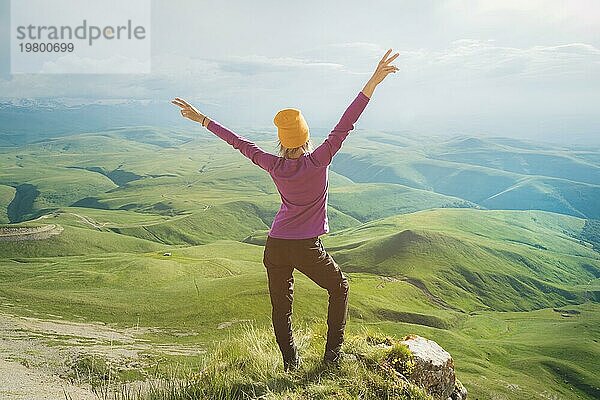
[101,323,432,400]
[384,343,416,378]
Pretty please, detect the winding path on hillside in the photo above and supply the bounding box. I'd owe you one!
[0,224,63,241]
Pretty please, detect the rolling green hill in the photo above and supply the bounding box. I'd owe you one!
[329,209,597,312]
[2,127,599,223]
[1,207,598,399]
[328,183,476,222]
[0,126,599,399]
[331,131,600,219]
[427,136,599,185]
[0,184,15,223]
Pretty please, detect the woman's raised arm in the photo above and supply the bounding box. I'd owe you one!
[172,98,277,172]
[310,48,399,167]
[172,97,212,127]
[362,48,399,98]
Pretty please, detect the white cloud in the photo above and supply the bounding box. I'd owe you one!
[1,39,598,101]
[389,40,600,84]
[0,37,598,141]
[441,0,600,25]
[214,54,345,75]
[38,54,150,74]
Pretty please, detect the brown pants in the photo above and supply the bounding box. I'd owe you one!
[262,235,349,363]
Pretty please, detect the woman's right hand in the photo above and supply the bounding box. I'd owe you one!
[171,97,210,127]
[370,48,399,85]
[362,48,399,98]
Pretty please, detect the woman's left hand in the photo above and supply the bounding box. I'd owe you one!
[172,97,206,125]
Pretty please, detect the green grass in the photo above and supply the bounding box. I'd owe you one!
[581,219,600,252]
[330,131,600,218]
[1,207,598,399]
[0,223,164,257]
[428,136,599,185]
[98,323,433,400]
[0,184,15,223]
[1,127,599,399]
[6,126,598,225]
[329,182,476,222]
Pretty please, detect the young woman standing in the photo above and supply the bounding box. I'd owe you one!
[173,48,399,371]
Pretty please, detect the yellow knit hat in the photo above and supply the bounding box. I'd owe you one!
[273,108,310,149]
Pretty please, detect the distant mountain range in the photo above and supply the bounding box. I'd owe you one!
[0,99,188,146]
[1,98,599,148]
[0,118,598,223]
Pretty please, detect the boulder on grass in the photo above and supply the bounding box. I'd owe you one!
[399,334,467,400]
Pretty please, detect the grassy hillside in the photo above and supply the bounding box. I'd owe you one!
[0,184,15,223]
[330,131,600,219]
[328,209,598,312]
[2,127,599,224]
[329,183,476,222]
[0,222,164,258]
[115,324,434,400]
[1,207,598,399]
[1,127,599,399]
[427,136,599,185]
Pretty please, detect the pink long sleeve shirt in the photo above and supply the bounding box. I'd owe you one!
[206,91,370,239]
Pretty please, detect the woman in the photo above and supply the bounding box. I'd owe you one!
[172,48,399,371]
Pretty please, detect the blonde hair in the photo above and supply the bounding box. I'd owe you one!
[277,138,314,159]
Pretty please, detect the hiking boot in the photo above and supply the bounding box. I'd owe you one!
[283,355,301,372]
[323,350,344,368]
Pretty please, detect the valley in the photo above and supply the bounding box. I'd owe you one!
[0,126,598,399]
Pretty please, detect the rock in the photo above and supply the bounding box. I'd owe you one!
[399,334,464,400]
[450,378,468,400]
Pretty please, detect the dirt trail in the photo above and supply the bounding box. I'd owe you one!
[0,359,96,400]
[0,224,63,241]
[69,213,109,229]
[0,311,204,400]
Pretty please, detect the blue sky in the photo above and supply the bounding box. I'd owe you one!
[0,0,599,141]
